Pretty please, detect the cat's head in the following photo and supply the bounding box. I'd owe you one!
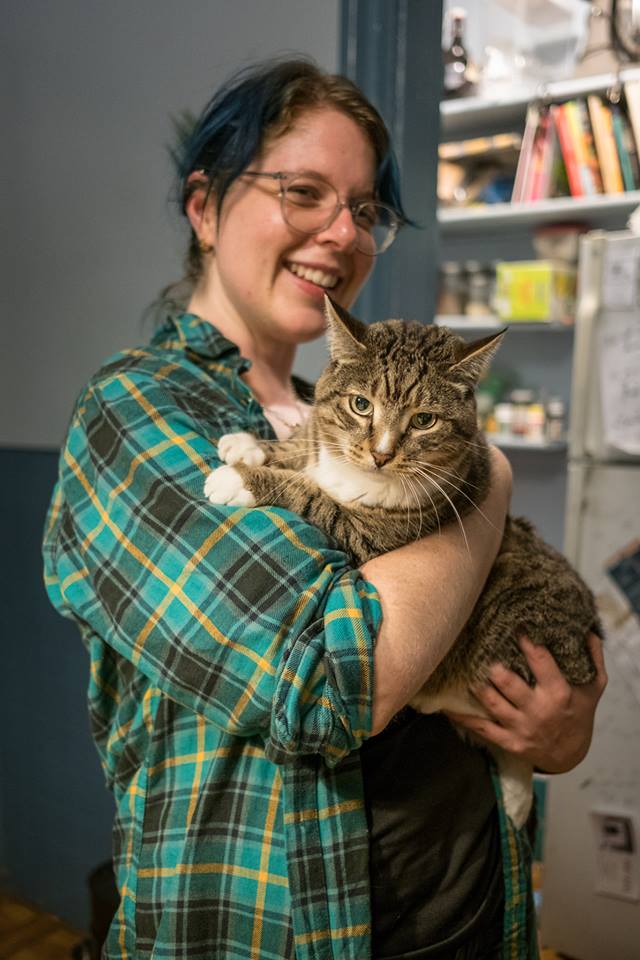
[313,295,504,475]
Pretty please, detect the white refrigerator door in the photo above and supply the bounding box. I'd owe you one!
[541,462,640,959]
[570,231,640,463]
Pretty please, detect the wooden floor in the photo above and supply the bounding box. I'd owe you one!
[0,894,85,960]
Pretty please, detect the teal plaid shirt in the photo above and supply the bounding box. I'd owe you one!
[43,311,537,959]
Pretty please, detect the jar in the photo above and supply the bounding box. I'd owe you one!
[527,403,546,442]
[493,402,514,436]
[546,397,566,442]
[465,262,493,317]
[437,262,466,316]
[509,388,535,436]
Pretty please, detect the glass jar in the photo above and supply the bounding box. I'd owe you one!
[437,262,467,316]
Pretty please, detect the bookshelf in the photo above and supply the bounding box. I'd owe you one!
[440,66,640,137]
[439,191,640,233]
[434,70,640,552]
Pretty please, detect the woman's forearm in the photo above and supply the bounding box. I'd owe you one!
[362,446,512,735]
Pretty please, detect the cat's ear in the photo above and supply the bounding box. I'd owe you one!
[324,294,367,361]
[448,328,506,383]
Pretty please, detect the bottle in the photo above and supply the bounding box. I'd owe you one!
[442,7,476,99]
[465,262,493,317]
[546,397,566,442]
[509,388,535,436]
[437,262,467,315]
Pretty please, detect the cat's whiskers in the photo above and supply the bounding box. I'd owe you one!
[407,468,471,555]
[411,463,503,537]
[404,473,428,540]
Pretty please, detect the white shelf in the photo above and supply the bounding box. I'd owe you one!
[440,66,640,136]
[488,433,567,452]
[435,315,574,332]
[438,192,640,233]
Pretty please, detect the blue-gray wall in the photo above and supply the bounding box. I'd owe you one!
[0,449,115,927]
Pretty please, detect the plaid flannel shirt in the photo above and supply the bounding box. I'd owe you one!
[43,311,537,959]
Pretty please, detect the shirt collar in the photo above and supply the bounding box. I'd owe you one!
[151,310,252,373]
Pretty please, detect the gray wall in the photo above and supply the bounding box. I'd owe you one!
[1,0,340,932]
[2,0,339,449]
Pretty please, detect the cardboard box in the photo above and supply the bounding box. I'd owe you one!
[494,260,576,323]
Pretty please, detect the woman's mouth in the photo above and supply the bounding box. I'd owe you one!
[285,261,340,290]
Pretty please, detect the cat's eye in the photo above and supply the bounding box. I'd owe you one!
[410,411,438,430]
[349,395,373,415]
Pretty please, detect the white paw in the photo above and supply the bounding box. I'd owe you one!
[204,465,256,507]
[218,432,266,467]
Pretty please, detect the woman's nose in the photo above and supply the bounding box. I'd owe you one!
[315,205,359,250]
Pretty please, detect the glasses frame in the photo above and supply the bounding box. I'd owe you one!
[242,170,402,256]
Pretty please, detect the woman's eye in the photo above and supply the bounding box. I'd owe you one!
[354,204,378,231]
[349,395,373,415]
[287,184,322,205]
[410,412,437,430]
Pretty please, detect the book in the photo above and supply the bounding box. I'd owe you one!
[551,102,583,197]
[587,95,624,194]
[512,103,539,202]
[562,100,600,197]
[528,107,559,201]
[624,78,640,155]
[574,99,604,195]
[610,103,635,191]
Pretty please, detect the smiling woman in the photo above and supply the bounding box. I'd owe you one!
[41,56,602,960]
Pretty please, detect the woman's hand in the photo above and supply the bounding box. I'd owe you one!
[445,633,607,773]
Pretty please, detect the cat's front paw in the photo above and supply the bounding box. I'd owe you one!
[218,432,266,467]
[204,465,256,507]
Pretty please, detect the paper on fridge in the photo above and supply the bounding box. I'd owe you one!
[598,307,640,455]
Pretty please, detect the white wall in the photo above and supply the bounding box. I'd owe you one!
[2,0,339,448]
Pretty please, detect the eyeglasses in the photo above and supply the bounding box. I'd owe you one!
[242,171,402,256]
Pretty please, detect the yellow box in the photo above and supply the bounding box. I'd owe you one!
[494,260,576,323]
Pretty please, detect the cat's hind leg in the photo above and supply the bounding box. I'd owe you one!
[486,746,534,830]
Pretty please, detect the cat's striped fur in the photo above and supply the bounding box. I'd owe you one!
[204,296,601,826]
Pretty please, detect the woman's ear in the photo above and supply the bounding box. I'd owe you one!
[184,172,216,249]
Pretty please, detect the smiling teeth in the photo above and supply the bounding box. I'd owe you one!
[288,263,339,289]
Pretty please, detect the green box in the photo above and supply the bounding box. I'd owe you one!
[494,260,576,323]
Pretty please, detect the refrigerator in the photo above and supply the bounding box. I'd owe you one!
[540,231,640,959]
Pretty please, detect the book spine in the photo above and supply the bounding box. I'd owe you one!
[512,104,539,203]
[611,105,635,191]
[575,99,604,194]
[551,103,583,197]
[587,95,624,194]
[563,100,598,195]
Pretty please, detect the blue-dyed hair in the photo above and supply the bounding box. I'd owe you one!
[172,57,409,280]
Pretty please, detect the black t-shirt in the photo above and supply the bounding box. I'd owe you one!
[361,710,502,958]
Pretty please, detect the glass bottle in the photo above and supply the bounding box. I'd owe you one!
[443,7,475,99]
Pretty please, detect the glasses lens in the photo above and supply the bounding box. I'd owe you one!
[281,175,399,255]
[353,202,399,255]
[282,175,337,234]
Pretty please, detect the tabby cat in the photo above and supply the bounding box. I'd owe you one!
[204,295,601,827]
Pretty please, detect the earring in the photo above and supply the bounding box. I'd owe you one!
[198,238,214,254]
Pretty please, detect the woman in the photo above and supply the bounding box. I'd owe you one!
[43,58,606,959]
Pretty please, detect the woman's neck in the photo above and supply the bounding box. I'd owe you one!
[187,289,298,409]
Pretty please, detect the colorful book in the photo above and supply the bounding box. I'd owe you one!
[610,103,635,191]
[529,107,559,201]
[551,102,583,197]
[587,95,624,194]
[574,99,604,194]
[512,103,539,202]
[563,100,600,197]
[624,78,640,156]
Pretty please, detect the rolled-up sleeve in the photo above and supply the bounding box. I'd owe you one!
[43,367,381,765]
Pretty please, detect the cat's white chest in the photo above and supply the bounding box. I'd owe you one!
[305,445,406,508]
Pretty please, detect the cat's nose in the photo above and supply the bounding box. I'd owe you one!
[372,450,394,469]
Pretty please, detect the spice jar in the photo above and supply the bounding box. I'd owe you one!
[546,397,566,442]
[465,261,494,317]
[437,262,466,316]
